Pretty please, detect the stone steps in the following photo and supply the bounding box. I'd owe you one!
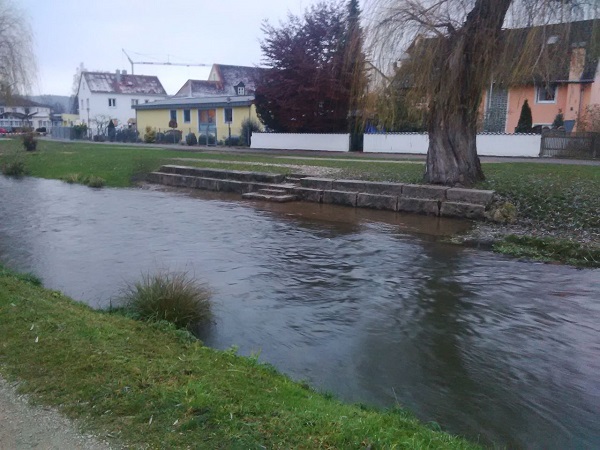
[147,165,496,220]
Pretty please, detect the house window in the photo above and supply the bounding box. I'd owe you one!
[199,109,215,124]
[170,110,177,121]
[237,86,245,95]
[0,108,3,114]
[131,99,139,106]
[81,99,84,109]
[183,109,191,123]
[86,99,89,108]
[224,108,233,123]
[108,98,116,107]
[536,84,557,103]
[144,99,149,103]
[24,107,30,114]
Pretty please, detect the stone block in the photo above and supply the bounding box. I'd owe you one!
[146,172,160,183]
[357,193,397,211]
[446,188,494,205]
[397,198,440,216]
[402,184,448,200]
[361,181,404,196]
[196,177,221,191]
[217,179,245,193]
[292,187,323,203]
[440,202,486,219]
[322,190,357,207]
[300,177,334,190]
[332,179,368,192]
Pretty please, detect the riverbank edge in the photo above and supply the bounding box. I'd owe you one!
[0,265,481,449]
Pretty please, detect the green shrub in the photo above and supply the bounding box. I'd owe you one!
[22,132,38,151]
[185,132,198,146]
[86,175,105,188]
[122,271,212,329]
[1,159,26,176]
[1,149,27,176]
[198,134,216,145]
[239,118,262,146]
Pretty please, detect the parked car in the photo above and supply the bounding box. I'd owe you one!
[0,127,8,136]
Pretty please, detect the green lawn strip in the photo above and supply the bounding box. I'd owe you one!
[0,268,479,449]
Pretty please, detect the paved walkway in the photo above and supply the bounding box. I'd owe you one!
[0,377,115,450]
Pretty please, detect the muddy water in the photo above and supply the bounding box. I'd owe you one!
[1,176,598,449]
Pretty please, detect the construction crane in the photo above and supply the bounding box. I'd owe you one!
[122,49,211,74]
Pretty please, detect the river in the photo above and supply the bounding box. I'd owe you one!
[0,176,598,449]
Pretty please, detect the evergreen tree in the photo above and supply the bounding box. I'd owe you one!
[552,110,564,129]
[515,99,533,133]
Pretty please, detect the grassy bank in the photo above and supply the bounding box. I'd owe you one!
[0,265,478,449]
[0,138,598,266]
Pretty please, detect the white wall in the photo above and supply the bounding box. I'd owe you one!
[252,133,350,152]
[364,133,542,157]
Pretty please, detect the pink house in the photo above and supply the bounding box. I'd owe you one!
[482,19,599,133]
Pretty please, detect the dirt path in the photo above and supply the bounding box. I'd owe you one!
[0,377,115,450]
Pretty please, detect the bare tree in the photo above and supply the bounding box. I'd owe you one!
[368,0,599,186]
[0,0,35,100]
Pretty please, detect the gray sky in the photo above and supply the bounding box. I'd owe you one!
[19,0,322,96]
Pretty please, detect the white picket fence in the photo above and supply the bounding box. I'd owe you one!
[363,133,542,157]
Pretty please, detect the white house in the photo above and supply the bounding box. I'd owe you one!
[77,70,167,129]
[0,97,52,130]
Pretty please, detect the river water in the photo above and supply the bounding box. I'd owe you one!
[1,176,598,449]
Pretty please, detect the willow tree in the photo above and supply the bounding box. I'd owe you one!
[0,0,35,100]
[370,0,599,186]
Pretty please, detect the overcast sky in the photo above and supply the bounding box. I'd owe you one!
[19,0,324,96]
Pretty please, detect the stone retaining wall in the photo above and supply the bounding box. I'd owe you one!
[148,166,495,220]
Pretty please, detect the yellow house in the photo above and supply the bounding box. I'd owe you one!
[133,95,259,142]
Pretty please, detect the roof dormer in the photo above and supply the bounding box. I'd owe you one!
[234,82,246,96]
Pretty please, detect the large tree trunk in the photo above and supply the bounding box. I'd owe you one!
[424,0,512,186]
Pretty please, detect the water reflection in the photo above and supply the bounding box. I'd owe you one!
[1,176,599,449]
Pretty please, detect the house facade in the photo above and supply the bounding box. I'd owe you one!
[482,19,600,133]
[134,95,258,141]
[0,97,52,130]
[77,70,167,129]
[134,64,263,141]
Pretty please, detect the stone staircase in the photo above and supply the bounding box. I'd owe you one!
[147,165,495,220]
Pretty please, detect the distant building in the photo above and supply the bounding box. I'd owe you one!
[134,64,263,141]
[0,97,52,130]
[77,70,167,129]
[482,19,600,133]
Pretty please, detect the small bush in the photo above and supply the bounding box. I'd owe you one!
[93,134,106,142]
[1,160,26,176]
[122,271,212,329]
[115,128,138,143]
[224,136,240,146]
[72,124,88,140]
[239,118,262,146]
[198,134,216,146]
[22,132,38,151]
[185,132,198,146]
[143,126,156,143]
[86,175,106,188]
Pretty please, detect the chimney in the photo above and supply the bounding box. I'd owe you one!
[115,69,121,83]
[122,69,127,75]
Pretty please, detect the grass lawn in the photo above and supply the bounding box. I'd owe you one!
[0,266,479,449]
[1,138,598,266]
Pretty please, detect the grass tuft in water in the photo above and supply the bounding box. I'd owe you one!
[122,271,212,329]
[61,173,106,188]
